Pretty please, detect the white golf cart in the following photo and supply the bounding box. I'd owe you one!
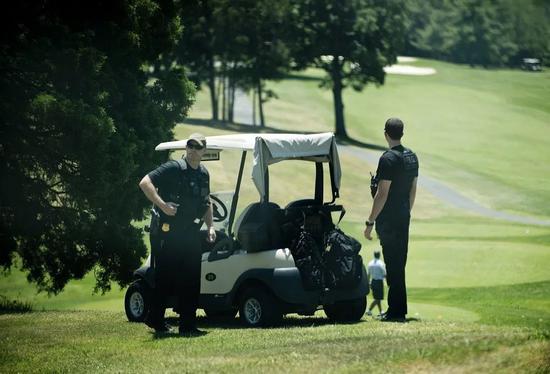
[125,133,369,327]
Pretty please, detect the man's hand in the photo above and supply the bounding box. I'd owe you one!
[161,202,179,216]
[364,225,374,240]
[207,226,216,243]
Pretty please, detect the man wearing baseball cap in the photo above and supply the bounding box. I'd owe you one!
[139,132,215,336]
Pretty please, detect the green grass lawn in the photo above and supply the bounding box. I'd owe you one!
[263,61,550,219]
[1,311,549,373]
[2,59,550,372]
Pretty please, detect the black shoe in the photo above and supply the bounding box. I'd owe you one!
[179,327,207,336]
[380,314,406,323]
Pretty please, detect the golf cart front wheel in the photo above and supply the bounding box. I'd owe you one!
[324,296,366,323]
[124,280,150,322]
[239,286,282,327]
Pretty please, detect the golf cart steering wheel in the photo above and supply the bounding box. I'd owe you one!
[210,194,228,222]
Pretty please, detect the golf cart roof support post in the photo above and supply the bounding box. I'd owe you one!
[263,168,269,203]
[228,150,247,238]
[328,150,339,203]
[315,162,323,204]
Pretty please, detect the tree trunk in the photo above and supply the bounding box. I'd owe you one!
[216,75,222,119]
[331,57,347,138]
[228,78,235,123]
[221,69,226,122]
[252,88,257,126]
[257,80,265,128]
[208,59,218,121]
[225,75,230,122]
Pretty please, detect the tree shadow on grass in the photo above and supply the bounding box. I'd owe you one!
[181,117,314,135]
[281,73,324,82]
[181,118,387,152]
[0,295,33,314]
[336,136,387,151]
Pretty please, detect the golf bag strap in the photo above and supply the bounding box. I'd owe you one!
[336,208,346,226]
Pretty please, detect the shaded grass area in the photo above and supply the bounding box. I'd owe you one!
[1,311,548,373]
[0,295,33,314]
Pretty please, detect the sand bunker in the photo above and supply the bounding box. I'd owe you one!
[384,65,437,76]
[397,56,418,63]
[384,56,436,75]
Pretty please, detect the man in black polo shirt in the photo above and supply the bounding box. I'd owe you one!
[364,118,419,322]
[139,133,216,335]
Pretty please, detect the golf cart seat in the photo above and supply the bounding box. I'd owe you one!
[235,202,282,252]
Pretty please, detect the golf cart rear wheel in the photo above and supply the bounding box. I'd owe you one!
[239,286,282,327]
[124,280,151,322]
[324,296,366,323]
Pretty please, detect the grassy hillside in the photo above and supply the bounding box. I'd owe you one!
[259,61,550,218]
[2,59,550,372]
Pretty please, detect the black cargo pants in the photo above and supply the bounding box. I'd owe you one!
[375,218,410,317]
[147,225,202,330]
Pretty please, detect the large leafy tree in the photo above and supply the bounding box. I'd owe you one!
[177,0,221,121]
[402,0,550,67]
[450,0,517,67]
[293,0,405,138]
[0,0,195,293]
[218,0,292,127]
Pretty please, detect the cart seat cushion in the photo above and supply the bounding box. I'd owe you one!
[235,202,282,252]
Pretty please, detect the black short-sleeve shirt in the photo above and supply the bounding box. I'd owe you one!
[148,160,181,202]
[375,145,419,220]
[148,159,210,225]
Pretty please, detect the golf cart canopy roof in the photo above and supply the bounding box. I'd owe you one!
[155,132,342,200]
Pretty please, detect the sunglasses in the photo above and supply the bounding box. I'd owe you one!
[187,142,204,150]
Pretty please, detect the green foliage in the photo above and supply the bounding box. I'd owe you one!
[291,0,405,136]
[404,0,550,66]
[0,0,195,294]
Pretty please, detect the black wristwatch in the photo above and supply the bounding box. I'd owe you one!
[365,220,375,227]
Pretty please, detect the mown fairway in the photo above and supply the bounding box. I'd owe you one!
[2,59,550,372]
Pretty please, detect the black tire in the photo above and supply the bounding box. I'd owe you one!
[124,280,151,322]
[239,286,282,327]
[324,296,366,323]
[204,308,238,321]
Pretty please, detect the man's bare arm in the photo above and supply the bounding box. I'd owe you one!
[203,197,216,242]
[364,180,391,240]
[138,175,177,216]
[367,180,392,222]
[409,177,418,212]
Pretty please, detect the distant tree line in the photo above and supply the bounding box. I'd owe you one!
[402,0,550,67]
